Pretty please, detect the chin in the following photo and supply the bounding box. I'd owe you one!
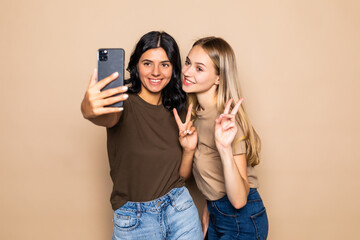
[182,84,191,93]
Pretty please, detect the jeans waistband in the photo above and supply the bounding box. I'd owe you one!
[207,188,259,203]
[119,186,186,212]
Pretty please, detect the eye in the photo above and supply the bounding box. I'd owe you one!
[161,63,170,68]
[184,60,190,66]
[196,67,203,72]
[143,62,151,66]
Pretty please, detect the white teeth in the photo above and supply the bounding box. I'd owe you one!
[150,79,160,82]
[185,79,193,84]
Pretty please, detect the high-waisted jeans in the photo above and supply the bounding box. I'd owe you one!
[207,188,268,240]
[112,186,202,240]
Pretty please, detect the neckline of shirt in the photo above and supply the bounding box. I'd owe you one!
[195,103,218,118]
[132,94,164,110]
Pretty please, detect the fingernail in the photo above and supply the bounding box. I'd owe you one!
[123,94,128,99]
[119,107,124,111]
[113,72,119,76]
[122,86,128,91]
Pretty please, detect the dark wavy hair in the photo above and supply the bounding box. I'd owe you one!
[125,31,186,113]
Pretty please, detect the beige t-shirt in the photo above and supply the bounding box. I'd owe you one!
[192,104,259,201]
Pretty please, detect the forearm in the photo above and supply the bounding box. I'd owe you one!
[179,149,195,180]
[218,147,249,209]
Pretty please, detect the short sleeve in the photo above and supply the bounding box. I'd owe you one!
[232,122,247,155]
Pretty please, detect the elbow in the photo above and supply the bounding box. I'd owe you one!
[231,198,247,210]
[179,165,192,180]
[179,171,191,180]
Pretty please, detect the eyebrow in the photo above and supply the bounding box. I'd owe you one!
[195,62,206,67]
[141,59,171,63]
[186,56,206,68]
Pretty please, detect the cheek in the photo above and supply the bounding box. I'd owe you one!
[164,67,173,79]
[196,74,208,84]
[137,65,146,78]
[200,73,217,84]
[182,65,188,75]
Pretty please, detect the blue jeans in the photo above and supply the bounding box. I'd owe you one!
[112,186,202,240]
[207,188,268,240]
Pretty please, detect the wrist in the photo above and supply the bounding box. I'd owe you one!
[182,148,196,154]
[216,141,232,152]
[216,145,233,159]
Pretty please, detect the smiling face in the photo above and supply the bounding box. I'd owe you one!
[137,47,173,103]
[181,45,220,95]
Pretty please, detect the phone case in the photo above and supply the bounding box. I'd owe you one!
[97,48,125,107]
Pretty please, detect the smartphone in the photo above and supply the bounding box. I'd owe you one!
[97,48,125,107]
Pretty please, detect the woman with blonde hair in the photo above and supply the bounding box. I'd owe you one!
[174,37,269,239]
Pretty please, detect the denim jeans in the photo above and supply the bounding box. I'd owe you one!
[112,186,202,240]
[207,188,268,240]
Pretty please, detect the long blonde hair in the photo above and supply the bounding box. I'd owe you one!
[188,37,261,167]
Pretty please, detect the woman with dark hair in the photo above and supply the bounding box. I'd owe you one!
[125,31,186,112]
[81,31,202,240]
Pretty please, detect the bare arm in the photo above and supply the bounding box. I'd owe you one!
[215,98,249,209]
[179,149,195,180]
[173,104,197,180]
[81,69,128,128]
[218,148,249,209]
[202,203,209,239]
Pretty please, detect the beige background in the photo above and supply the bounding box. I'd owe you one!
[1,0,359,239]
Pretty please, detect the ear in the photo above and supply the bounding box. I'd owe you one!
[214,76,220,85]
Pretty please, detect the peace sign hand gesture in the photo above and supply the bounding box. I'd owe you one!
[215,98,243,150]
[173,104,198,152]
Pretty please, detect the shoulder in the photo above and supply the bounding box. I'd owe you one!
[123,93,138,108]
[235,121,246,138]
[233,121,247,154]
[119,93,136,119]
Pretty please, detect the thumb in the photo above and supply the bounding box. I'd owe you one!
[88,68,97,88]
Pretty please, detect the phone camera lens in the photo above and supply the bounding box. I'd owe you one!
[99,49,108,61]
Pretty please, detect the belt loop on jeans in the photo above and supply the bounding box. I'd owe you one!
[168,187,178,206]
[136,203,141,218]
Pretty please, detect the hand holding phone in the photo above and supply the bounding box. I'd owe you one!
[81,70,128,121]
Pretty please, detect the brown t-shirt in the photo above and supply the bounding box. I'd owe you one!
[106,94,185,210]
[192,104,259,201]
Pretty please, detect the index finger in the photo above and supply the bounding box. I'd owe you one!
[173,108,183,127]
[185,103,193,123]
[95,72,119,90]
[230,98,244,115]
[223,98,233,114]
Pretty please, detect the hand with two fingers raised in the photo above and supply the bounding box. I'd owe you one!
[173,104,198,152]
[214,98,244,150]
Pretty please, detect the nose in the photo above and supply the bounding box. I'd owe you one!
[152,65,160,77]
[182,64,191,76]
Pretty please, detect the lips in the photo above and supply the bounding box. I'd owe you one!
[149,78,162,85]
[183,77,195,86]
